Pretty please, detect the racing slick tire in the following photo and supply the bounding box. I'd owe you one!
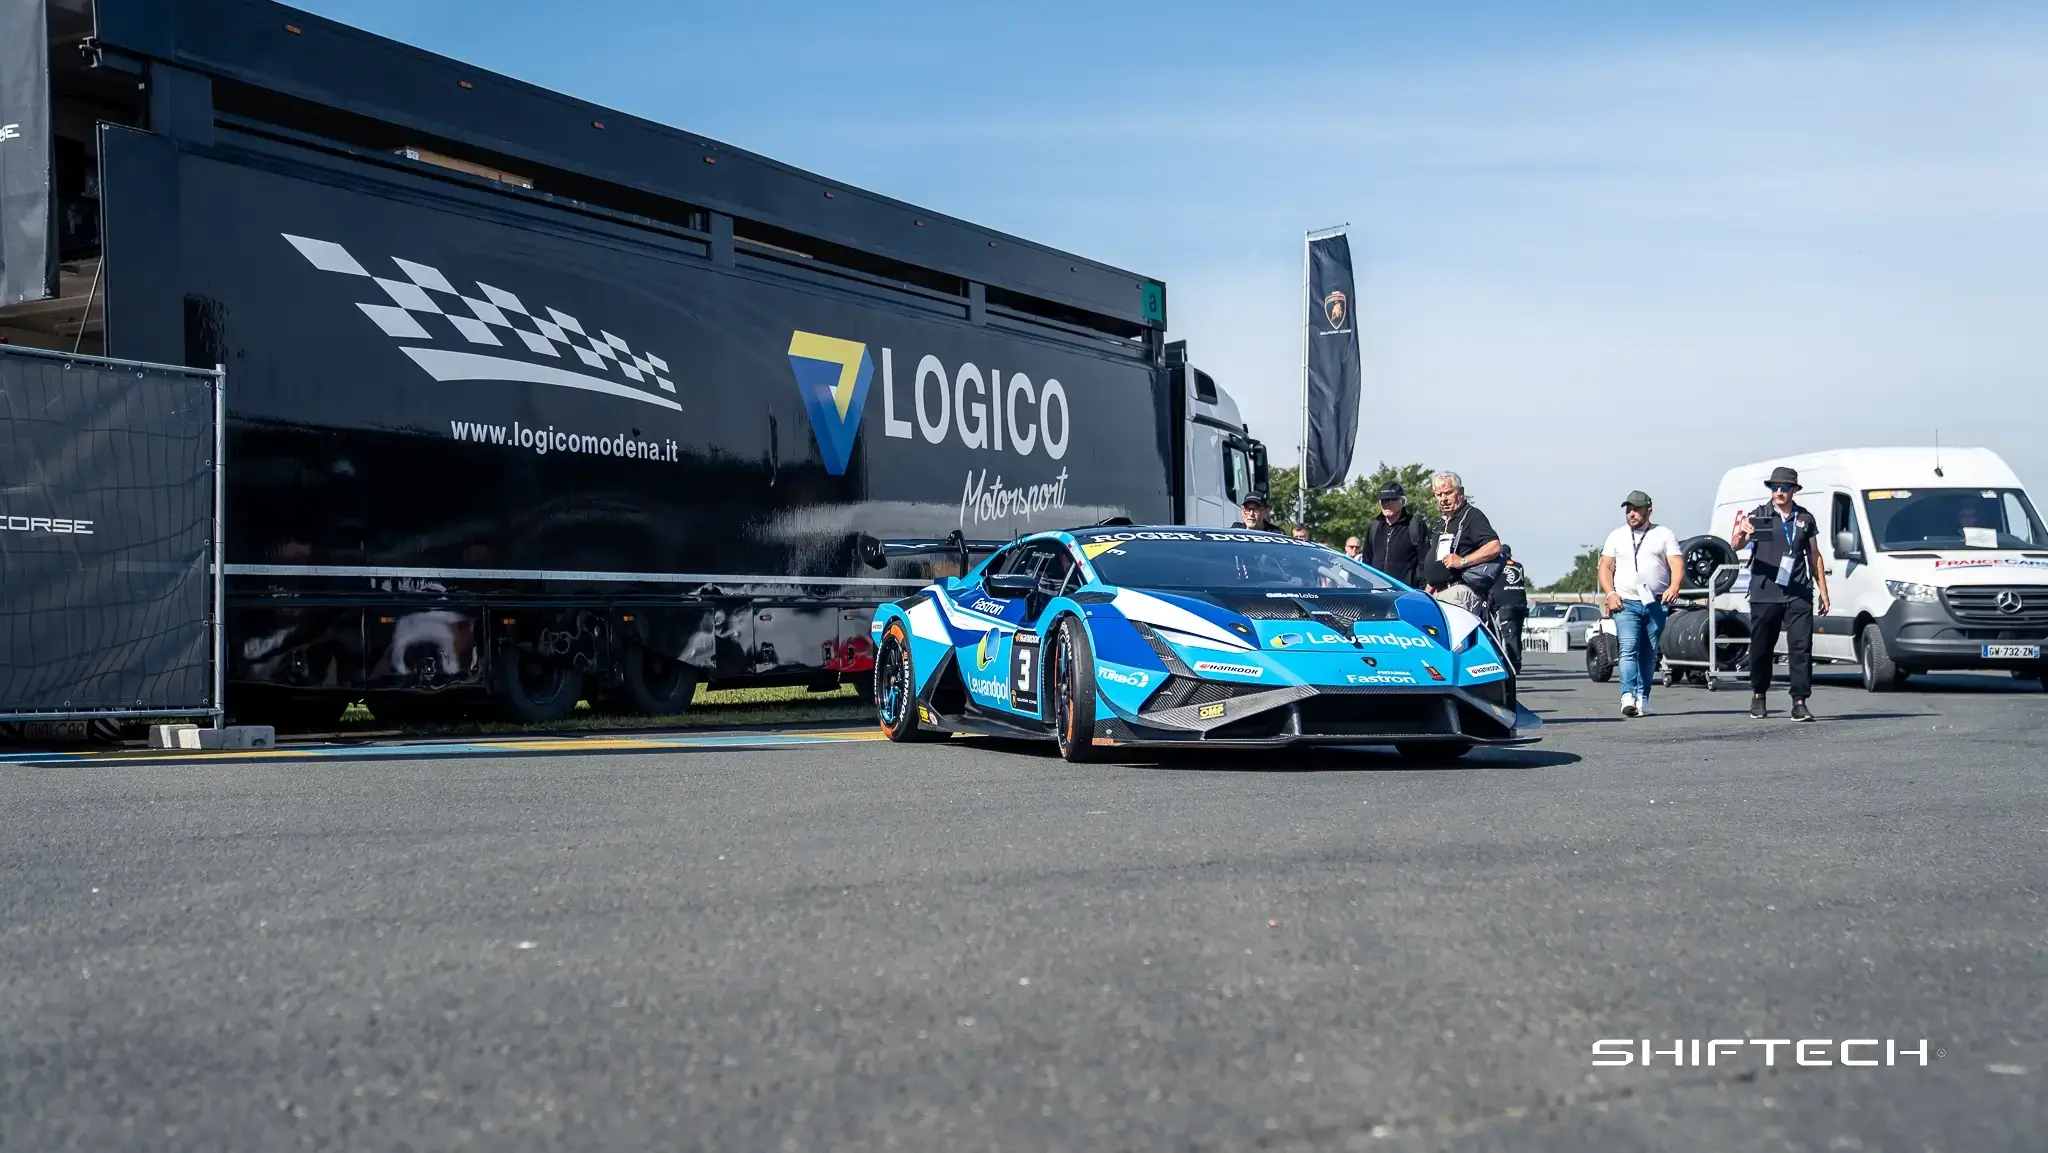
[1858,624,1906,693]
[876,624,943,743]
[1397,742,1474,762]
[1050,617,1106,763]
[622,644,699,716]
[1586,634,1616,683]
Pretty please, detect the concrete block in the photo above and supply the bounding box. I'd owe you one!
[148,724,203,749]
[197,726,276,750]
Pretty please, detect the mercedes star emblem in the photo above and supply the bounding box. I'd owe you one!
[1995,590,2024,615]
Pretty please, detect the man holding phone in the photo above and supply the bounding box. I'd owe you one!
[1599,492,1685,717]
[1731,466,1831,721]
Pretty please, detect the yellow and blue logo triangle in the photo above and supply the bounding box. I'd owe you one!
[787,330,872,476]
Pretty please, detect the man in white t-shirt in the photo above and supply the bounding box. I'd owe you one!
[1598,490,1686,718]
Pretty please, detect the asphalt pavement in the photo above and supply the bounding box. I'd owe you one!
[3,655,2042,1152]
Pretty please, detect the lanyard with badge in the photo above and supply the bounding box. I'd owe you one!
[1437,510,1466,561]
[1775,510,1800,587]
[1628,529,1655,603]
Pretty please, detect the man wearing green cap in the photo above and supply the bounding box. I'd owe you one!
[1598,491,1686,717]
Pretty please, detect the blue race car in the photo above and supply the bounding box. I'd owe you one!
[868,525,1537,761]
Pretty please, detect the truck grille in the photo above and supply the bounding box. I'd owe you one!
[1944,586,2048,626]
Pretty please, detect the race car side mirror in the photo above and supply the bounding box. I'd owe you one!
[986,572,1036,599]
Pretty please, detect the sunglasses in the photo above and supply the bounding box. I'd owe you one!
[1770,484,1797,492]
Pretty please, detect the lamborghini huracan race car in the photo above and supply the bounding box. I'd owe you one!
[868,526,1539,761]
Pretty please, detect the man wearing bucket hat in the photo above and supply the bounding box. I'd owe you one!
[1599,491,1685,717]
[1731,466,1831,721]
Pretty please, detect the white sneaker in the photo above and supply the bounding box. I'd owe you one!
[1620,693,1639,718]
[1636,697,1653,716]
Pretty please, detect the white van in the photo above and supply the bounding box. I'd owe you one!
[1710,448,2048,691]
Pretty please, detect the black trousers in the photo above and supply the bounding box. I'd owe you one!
[1748,597,1814,699]
[1492,605,1527,673]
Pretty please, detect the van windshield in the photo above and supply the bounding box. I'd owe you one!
[1862,488,2046,551]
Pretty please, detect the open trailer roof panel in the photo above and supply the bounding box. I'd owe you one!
[80,0,1166,332]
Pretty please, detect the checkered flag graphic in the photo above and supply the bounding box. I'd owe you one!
[281,234,674,393]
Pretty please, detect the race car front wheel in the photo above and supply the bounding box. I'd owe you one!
[877,625,942,743]
[1051,618,1106,763]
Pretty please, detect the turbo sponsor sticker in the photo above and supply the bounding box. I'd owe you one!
[1097,665,1151,688]
[1194,660,1264,678]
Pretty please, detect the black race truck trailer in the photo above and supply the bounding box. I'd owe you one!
[0,0,1265,728]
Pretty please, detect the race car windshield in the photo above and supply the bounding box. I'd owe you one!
[1083,536,1401,592]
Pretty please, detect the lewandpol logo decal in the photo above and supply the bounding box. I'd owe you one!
[787,331,874,476]
[282,234,678,412]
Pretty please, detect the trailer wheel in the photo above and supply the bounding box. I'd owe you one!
[876,625,941,742]
[1585,635,1615,683]
[1051,618,1105,763]
[622,645,699,716]
[494,645,584,724]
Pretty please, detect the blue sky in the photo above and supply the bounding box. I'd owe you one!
[302,1,2048,581]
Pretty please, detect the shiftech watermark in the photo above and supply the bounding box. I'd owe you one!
[1592,1038,1937,1068]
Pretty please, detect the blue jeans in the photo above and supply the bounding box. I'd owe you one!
[1615,601,1669,702]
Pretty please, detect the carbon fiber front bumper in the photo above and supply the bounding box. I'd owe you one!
[1097,680,1538,749]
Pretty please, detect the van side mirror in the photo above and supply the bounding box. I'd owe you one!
[1833,530,1864,564]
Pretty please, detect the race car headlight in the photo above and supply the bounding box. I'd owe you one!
[1885,580,1939,604]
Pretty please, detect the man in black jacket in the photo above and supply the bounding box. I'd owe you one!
[1364,482,1432,588]
[1491,545,1530,672]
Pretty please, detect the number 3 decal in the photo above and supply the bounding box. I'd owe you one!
[1010,631,1042,715]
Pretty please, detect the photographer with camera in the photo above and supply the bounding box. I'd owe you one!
[1730,466,1831,721]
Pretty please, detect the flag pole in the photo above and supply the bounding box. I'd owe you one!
[1296,230,1310,527]
[1298,223,1350,528]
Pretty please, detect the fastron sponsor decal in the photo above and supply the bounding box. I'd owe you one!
[1194,660,1263,678]
[1346,670,1417,685]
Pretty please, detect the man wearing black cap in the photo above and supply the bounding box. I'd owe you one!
[1231,492,1280,533]
[1731,466,1831,721]
[1599,491,1685,718]
[1364,482,1432,587]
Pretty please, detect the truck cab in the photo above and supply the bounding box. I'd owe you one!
[1166,341,1266,527]
[1710,448,2048,691]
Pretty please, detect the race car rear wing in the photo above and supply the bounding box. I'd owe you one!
[858,531,1009,574]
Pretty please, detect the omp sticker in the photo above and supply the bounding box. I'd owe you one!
[1198,703,1227,720]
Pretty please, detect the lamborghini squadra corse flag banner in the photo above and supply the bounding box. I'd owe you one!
[1304,231,1361,490]
[0,0,56,306]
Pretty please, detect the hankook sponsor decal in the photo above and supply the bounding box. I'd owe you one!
[1193,660,1263,678]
